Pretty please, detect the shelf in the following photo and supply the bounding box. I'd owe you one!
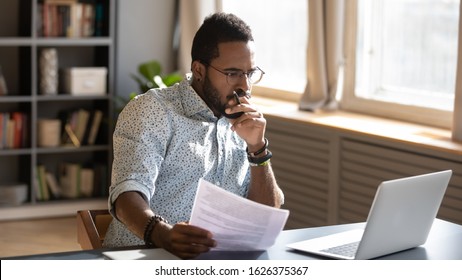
[36,145,110,154]
[0,0,116,219]
[0,96,32,102]
[35,37,113,46]
[36,94,110,101]
[0,38,113,46]
[0,198,108,221]
[0,38,36,46]
[0,148,32,156]
[0,145,110,156]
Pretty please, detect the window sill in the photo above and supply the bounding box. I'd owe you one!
[253,96,462,156]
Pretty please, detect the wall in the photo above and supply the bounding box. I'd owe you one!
[116,0,177,100]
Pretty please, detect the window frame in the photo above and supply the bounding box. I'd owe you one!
[341,0,458,129]
[218,0,308,100]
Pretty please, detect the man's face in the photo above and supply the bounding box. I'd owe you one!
[202,41,256,118]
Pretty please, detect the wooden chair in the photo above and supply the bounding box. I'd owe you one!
[77,209,113,250]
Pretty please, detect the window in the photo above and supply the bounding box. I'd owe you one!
[221,0,307,95]
[343,0,460,128]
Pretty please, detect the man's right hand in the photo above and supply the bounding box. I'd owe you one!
[153,221,216,259]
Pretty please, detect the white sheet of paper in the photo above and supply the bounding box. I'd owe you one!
[189,178,289,251]
[103,248,180,260]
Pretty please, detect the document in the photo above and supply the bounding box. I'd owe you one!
[190,179,289,251]
[103,248,180,260]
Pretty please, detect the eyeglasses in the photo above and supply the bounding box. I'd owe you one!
[204,63,265,85]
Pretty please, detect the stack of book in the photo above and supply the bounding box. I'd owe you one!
[0,112,28,149]
[37,0,105,38]
[60,108,103,147]
[34,163,107,201]
[35,165,60,201]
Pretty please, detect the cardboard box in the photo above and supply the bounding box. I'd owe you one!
[63,67,107,95]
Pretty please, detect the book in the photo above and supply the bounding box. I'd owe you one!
[86,110,103,145]
[20,113,28,148]
[41,2,49,37]
[37,165,50,201]
[64,123,80,147]
[49,4,57,37]
[6,118,14,149]
[45,171,61,198]
[39,0,97,38]
[60,108,90,147]
[81,4,95,37]
[69,3,83,37]
[80,168,94,197]
[11,112,27,149]
[94,3,104,37]
[74,109,90,144]
[34,174,42,201]
[59,162,81,198]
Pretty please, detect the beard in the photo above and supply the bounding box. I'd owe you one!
[202,75,244,119]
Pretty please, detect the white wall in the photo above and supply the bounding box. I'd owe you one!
[116,0,176,99]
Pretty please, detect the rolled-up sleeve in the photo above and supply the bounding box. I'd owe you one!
[108,91,171,216]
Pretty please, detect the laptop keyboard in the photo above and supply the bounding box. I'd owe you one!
[320,241,360,258]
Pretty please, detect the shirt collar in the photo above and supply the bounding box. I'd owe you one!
[180,75,217,120]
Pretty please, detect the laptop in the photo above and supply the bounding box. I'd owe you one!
[286,170,452,260]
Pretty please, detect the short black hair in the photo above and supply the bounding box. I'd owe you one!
[191,12,254,65]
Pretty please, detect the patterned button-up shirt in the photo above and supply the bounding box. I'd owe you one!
[103,77,251,247]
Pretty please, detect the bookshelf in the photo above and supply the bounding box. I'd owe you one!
[0,0,116,220]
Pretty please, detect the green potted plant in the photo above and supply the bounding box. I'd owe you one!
[115,60,183,112]
[131,60,183,93]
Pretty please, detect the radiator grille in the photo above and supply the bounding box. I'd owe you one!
[339,139,462,225]
[264,117,462,229]
[266,118,331,229]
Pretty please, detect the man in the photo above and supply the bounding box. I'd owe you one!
[103,12,284,259]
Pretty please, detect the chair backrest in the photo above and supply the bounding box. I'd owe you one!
[77,209,113,250]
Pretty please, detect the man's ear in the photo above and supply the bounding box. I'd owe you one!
[191,60,206,81]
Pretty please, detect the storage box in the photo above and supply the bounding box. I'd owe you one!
[63,67,107,95]
[37,118,61,147]
[0,183,27,206]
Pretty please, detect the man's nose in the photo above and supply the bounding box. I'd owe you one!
[235,74,252,93]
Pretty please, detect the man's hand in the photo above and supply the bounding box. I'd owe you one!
[225,96,266,150]
[153,222,216,259]
[114,192,217,259]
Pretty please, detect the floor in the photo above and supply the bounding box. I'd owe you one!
[0,216,82,258]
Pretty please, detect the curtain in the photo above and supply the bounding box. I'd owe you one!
[176,0,220,74]
[452,2,462,142]
[299,0,345,111]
